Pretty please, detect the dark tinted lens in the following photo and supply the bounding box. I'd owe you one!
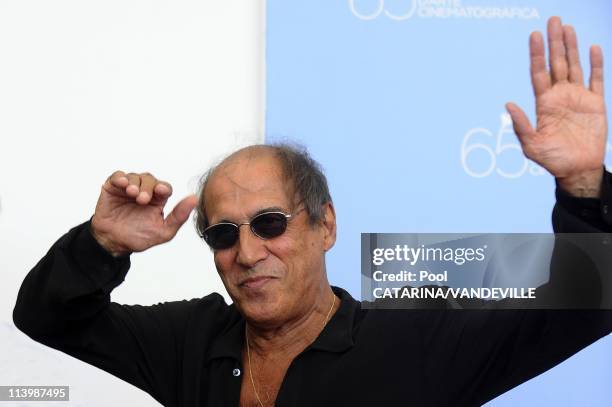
[204,223,239,250]
[251,212,287,239]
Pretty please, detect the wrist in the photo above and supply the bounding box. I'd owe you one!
[90,216,131,258]
[556,168,604,198]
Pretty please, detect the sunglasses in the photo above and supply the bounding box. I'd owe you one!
[202,209,301,250]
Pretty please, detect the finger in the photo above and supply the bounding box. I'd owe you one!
[530,31,551,96]
[589,45,605,96]
[101,170,129,196]
[151,181,173,205]
[137,173,158,205]
[108,170,129,188]
[547,16,569,83]
[506,103,537,144]
[162,194,198,239]
[563,25,584,85]
[154,181,172,198]
[126,173,142,198]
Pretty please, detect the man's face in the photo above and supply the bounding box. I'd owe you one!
[204,150,335,326]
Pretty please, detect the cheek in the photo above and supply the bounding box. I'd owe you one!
[268,236,320,275]
[267,237,301,263]
[213,251,235,280]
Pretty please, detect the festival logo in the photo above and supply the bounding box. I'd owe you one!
[349,0,540,21]
[461,112,545,179]
[461,112,612,179]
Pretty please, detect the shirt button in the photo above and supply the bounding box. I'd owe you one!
[232,368,241,377]
[603,205,609,215]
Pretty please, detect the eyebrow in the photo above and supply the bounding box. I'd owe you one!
[216,206,288,224]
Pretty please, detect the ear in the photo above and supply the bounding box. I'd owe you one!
[320,202,337,252]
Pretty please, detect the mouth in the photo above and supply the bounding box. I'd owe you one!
[239,276,277,290]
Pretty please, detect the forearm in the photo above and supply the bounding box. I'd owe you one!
[13,221,131,338]
[546,169,612,307]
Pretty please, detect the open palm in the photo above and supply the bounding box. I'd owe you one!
[507,17,607,194]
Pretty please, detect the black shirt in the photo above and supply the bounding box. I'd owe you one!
[13,173,612,407]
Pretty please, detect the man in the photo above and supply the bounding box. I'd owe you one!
[13,17,612,406]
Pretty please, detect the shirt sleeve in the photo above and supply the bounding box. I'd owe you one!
[421,170,612,405]
[13,220,228,407]
[552,168,612,233]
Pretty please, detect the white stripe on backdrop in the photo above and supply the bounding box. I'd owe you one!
[0,1,265,406]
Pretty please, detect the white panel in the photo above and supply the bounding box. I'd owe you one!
[0,1,265,405]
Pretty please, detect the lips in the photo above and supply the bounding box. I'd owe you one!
[239,276,277,290]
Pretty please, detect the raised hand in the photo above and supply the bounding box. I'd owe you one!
[91,171,198,257]
[506,16,608,197]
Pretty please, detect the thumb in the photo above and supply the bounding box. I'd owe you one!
[162,194,198,239]
[505,102,537,144]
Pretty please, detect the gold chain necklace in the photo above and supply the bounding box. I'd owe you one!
[245,293,336,407]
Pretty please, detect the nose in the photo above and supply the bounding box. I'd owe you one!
[235,224,268,268]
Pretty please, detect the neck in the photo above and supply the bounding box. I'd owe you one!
[245,285,339,358]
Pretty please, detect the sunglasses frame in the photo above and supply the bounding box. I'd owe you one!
[202,210,296,250]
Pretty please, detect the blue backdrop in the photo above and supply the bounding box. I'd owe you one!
[266,0,612,405]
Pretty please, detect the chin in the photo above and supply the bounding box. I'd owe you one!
[240,296,286,326]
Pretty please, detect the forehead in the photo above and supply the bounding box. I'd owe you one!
[204,151,292,221]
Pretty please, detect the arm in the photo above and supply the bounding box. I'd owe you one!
[13,221,206,406]
[13,172,205,407]
[423,179,612,406]
[430,17,612,405]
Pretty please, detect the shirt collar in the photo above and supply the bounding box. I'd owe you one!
[205,286,358,363]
